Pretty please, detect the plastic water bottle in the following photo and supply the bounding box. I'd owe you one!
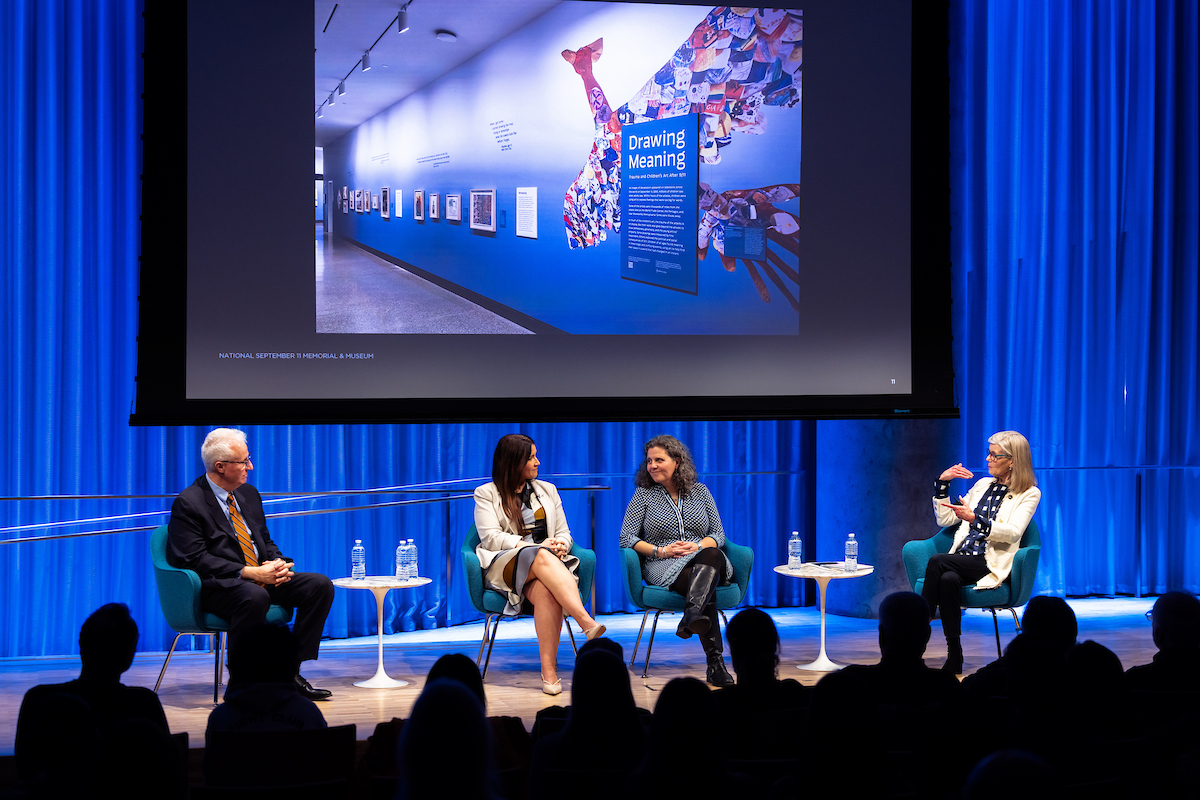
[844,533,858,572]
[351,539,366,579]
[787,530,804,570]
[408,538,419,580]
[394,539,406,579]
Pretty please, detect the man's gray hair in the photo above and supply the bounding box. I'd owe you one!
[201,428,248,472]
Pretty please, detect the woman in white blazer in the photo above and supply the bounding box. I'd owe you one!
[474,434,605,695]
[924,430,1041,673]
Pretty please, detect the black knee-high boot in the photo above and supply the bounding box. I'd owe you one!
[700,611,735,687]
[677,564,720,638]
[943,635,964,674]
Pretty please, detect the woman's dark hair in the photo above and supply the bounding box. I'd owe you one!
[492,433,534,529]
[633,434,698,496]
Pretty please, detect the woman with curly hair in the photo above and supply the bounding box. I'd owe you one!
[619,435,734,686]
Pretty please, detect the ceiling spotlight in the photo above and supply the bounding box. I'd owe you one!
[435,29,456,43]
[328,92,335,106]
[317,106,324,118]
[362,50,371,71]
[397,4,409,33]
[337,81,346,96]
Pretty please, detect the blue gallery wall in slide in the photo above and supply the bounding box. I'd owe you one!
[323,3,803,334]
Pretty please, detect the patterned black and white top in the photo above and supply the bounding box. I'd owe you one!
[935,478,1008,556]
[620,482,733,587]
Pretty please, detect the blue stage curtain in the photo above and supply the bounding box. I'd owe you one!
[950,0,1199,595]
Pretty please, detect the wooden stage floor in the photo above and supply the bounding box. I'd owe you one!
[0,597,1158,755]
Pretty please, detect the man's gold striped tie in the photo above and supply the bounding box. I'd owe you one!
[228,495,258,568]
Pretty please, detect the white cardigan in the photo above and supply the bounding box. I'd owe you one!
[473,480,572,570]
[933,477,1041,590]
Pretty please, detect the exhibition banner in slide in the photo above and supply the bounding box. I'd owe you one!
[620,114,698,293]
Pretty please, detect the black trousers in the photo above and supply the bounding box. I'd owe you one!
[920,553,990,639]
[201,572,335,663]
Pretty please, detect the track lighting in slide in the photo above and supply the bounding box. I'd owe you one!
[337,81,346,97]
[362,50,371,71]
[397,3,410,34]
[328,92,335,106]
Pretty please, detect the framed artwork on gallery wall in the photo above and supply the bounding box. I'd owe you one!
[372,194,378,211]
[342,199,347,214]
[446,193,461,222]
[395,189,402,218]
[414,190,425,221]
[365,193,372,214]
[355,189,362,212]
[429,193,440,220]
[381,187,390,219]
[469,189,496,232]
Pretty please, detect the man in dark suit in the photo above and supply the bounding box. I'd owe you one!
[168,427,335,699]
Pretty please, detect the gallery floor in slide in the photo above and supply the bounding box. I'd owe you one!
[315,226,533,335]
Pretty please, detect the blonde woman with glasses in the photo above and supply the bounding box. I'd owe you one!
[924,431,1040,673]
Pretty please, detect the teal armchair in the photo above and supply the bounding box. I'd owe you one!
[460,523,597,679]
[150,524,293,702]
[620,539,754,678]
[902,518,1042,657]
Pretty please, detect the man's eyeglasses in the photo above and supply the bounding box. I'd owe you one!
[219,457,253,467]
[985,452,1012,461]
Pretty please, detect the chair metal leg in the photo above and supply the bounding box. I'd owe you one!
[1009,607,1021,632]
[718,609,729,629]
[565,617,578,654]
[214,631,227,704]
[641,610,666,679]
[629,609,653,666]
[476,613,496,667]
[989,608,1002,658]
[154,632,187,693]
[480,614,503,681]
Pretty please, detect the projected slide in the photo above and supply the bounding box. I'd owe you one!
[321,4,803,335]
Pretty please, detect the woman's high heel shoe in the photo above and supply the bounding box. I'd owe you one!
[583,623,606,641]
[540,673,562,695]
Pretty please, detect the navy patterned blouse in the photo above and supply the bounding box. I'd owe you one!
[620,482,732,587]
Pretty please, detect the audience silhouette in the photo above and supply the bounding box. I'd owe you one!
[807,592,962,796]
[206,622,327,734]
[13,603,172,796]
[715,608,810,761]
[529,643,644,800]
[628,677,739,799]
[10,593,1200,800]
[396,678,500,800]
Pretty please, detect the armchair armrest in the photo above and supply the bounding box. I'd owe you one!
[619,547,645,607]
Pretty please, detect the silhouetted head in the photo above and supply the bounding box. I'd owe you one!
[877,592,931,661]
[79,603,139,679]
[427,653,486,709]
[227,623,298,685]
[570,648,634,721]
[1151,591,1200,652]
[1065,639,1124,696]
[577,635,624,662]
[398,679,493,799]
[963,749,1059,800]
[726,607,781,681]
[651,677,715,746]
[1021,596,1077,657]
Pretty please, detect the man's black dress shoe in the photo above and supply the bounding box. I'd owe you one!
[295,674,332,700]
